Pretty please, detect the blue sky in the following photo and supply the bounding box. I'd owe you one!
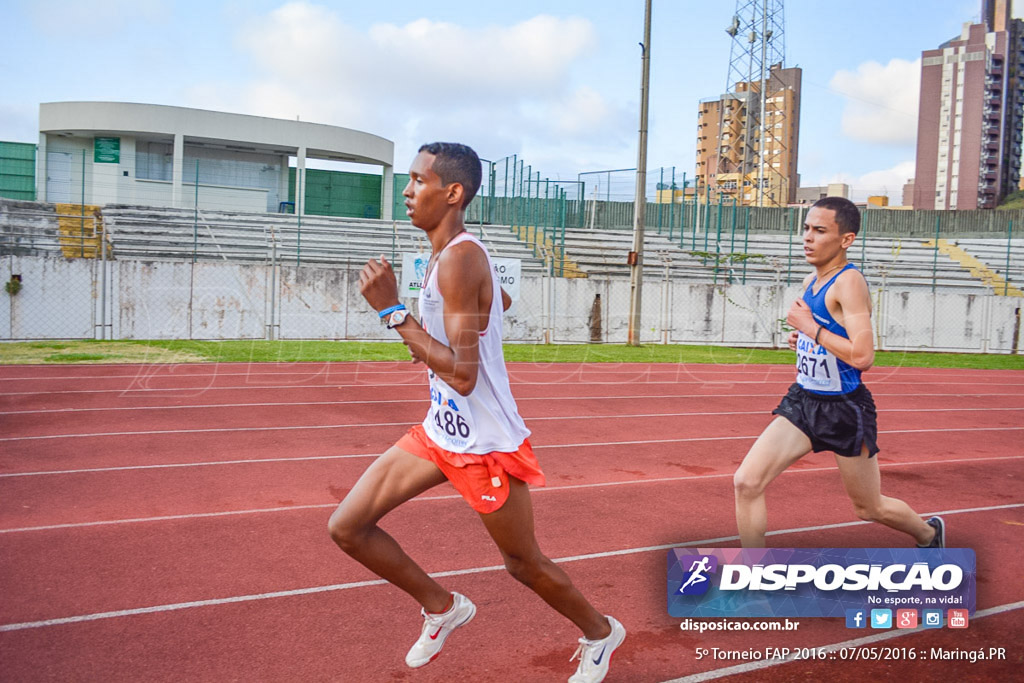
[0,0,1014,200]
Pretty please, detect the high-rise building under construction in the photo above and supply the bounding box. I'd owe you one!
[695,0,801,207]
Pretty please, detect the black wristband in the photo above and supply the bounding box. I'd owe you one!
[815,325,824,344]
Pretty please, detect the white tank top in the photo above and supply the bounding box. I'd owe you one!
[418,232,530,454]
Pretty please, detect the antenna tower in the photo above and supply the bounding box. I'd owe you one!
[720,0,787,206]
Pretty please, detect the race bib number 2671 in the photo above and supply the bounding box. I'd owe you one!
[795,332,841,392]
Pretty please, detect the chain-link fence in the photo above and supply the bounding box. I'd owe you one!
[4,159,1024,347]
[3,144,1024,352]
[0,252,542,342]
[3,251,1020,353]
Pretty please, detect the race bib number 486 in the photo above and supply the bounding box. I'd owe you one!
[427,380,475,450]
[795,332,841,392]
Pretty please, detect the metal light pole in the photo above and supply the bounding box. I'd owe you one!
[756,0,768,206]
[627,0,652,346]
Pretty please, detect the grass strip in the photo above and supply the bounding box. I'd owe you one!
[0,340,1020,370]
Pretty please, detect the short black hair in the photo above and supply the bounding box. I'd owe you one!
[811,196,860,235]
[418,142,482,208]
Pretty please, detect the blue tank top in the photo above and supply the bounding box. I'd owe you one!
[795,263,862,395]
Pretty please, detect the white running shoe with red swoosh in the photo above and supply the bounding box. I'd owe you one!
[405,592,477,668]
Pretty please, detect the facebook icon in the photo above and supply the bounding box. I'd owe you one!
[845,609,867,629]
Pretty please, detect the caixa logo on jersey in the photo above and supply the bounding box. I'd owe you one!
[667,548,976,618]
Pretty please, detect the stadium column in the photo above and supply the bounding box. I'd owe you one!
[296,146,307,217]
[171,133,184,208]
[381,164,394,221]
[36,131,48,202]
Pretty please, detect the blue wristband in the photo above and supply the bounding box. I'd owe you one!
[378,304,406,319]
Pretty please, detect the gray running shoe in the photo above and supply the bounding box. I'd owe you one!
[917,516,945,548]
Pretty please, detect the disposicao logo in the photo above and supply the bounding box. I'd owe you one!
[675,555,718,596]
[667,548,975,619]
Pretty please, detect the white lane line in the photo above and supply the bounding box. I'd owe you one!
[3,398,1021,417]
[0,400,427,415]
[5,411,1023,444]
[660,599,1024,683]
[3,428,1023,478]
[0,393,914,415]
[3,380,1023,397]
[1,502,1020,633]
[0,369,791,382]
[537,427,1024,452]
[0,453,381,478]
[0,384,409,397]
[0,366,788,380]
[0,578,396,633]
[2,359,1018,374]
[4,412,757,443]
[2,366,1008,381]
[4,432,1019,481]
[0,503,350,534]
[2,457,1020,533]
[0,421,411,442]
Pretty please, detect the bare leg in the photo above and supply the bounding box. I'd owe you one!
[478,477,611,640]
[833,446,936,545]
[328,445,452,613]
[733,417,813,547]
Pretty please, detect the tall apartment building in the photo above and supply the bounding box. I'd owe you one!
[695,64,801,206]
[913,1,1024,209]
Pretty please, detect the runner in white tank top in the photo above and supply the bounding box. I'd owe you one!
[328,143,624,683]
[419,232,529,454]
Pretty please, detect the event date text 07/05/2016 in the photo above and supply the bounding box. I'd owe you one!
[694,646,1008,663]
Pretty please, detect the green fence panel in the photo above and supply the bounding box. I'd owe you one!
[288,167,383,218]
[0,141,36,201]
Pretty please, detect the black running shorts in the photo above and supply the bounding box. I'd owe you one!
[772,382,879,458]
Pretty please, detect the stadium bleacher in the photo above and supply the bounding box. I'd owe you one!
[0,200,548,273]
[1,198,1022,293]
[557,226,1023,291]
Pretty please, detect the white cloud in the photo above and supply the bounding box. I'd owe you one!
[366,15,594,97]
[829,59,920,145]
[187,2,629,174]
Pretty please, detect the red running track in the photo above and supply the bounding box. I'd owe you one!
[0,361,1022,682]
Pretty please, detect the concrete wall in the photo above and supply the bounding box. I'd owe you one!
[40,102,394,168]
[45,138,276,212]
[39,102,395,218]
[133,179,270,214]
[2,255,1020,353]
[2,255,97,338]
[877,287,1017,351]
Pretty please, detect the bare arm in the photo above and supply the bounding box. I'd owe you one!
[420,243,489,395]
[786,274,815,351]
[827,272,874,370]
[358,246,489,395]
[501,287,512,312]
[785,271,874,371]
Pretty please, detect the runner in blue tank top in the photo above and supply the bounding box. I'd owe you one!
[732,197,945,549]
[796,261,863,395]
